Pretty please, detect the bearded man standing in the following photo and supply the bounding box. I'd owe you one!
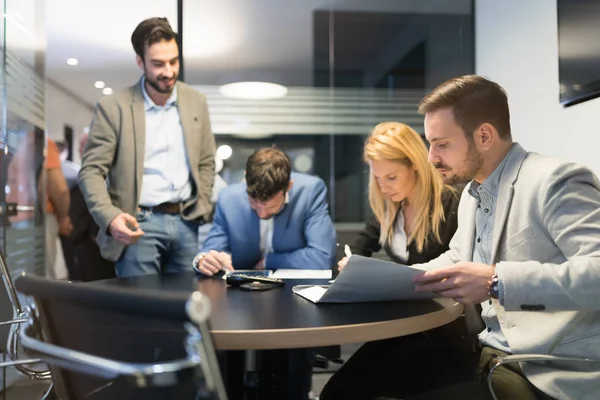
[79,17,215,277]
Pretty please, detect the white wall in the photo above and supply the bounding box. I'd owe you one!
[476,0,600,173]
[45,81,94,164]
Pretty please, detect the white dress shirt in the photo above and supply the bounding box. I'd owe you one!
[258,193,290,265]
[389,210,409,263]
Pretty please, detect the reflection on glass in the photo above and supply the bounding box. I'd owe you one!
[184,0,474,221]
[2,0,46,278]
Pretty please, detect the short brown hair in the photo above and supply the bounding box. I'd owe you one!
[246,148,292,202]
[131,17,178,60]
[418,75,511,140]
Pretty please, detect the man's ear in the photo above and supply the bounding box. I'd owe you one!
[474,123,496,151]
[287,180,294,192]
[136,55,144,70]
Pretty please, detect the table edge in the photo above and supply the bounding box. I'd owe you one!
[212,301,464,350]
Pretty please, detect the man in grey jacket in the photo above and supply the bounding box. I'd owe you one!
[79,17,215,277]
[405,74,600,400]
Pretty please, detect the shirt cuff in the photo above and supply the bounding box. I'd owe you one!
[496,262,506,306]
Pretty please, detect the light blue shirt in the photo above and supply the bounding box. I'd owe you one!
[139,78,192,206]
[469,144,516,354]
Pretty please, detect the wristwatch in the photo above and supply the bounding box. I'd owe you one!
[489,274,500,299]
[192,252,208,270]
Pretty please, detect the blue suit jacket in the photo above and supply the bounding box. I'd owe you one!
[201,173,336,270]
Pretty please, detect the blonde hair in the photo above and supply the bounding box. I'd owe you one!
[364,122,448,253]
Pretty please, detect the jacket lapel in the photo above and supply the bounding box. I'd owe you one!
[176,83,197,174]
[490,144,528,262]
[245,201,261,260]
[131,81,145,205]
[459,186,478,261]
[272,204,292,252]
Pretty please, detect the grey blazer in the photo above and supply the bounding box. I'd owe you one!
[419,143,600,400]
[78,80,216,262]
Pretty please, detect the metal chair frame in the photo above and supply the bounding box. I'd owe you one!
[0,248,52,398]
[18,290,227,399]
[487,354,600,400]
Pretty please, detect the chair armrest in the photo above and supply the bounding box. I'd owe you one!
[487,354,600,400]
[19,320,198,388]
[493,354,600,365]
[0,318,28,326]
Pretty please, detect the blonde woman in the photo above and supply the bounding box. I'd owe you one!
[321,122,471,400]
[338,121,461,270]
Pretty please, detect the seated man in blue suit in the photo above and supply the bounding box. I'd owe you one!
[196,147,336,400]
[196,147,336,275]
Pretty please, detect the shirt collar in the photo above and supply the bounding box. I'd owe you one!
[141,77,177,111]
[469,143,517,200]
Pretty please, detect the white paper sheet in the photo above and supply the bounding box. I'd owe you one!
[292,285,329,303]
[292,255,434,303]
[272,269,332,279]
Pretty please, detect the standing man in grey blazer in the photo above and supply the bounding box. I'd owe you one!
[79,17,215,277]
[402,75,600,400]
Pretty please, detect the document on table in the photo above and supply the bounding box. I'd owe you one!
[271,269,332,279]
[292,255,434,303]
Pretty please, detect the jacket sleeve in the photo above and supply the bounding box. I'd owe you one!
[78,101,122,233]
[498,163,600,311]
[350,215,382,257]
[200,199,231,253]
[195,94,216,221]
[265,180,336,270]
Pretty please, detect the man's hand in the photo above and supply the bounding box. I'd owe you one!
[58,216,73,236]
[254,258,266,270]
[197,250,234,276]
[412,262,496,304]
[337,256,349,272]
[109,213,145,245]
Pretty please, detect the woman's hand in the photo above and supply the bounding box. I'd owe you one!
[337,256,349,271]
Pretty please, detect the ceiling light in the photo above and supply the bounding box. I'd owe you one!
[219,81,288,100]
[94,81,105,89]
[216,145,233,160]
[102,87,113,95]
[66,58,78,66]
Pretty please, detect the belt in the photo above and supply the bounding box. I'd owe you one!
[139,202,182,215]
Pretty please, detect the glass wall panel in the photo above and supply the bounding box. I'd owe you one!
[183,0,473,223]
[3,0,46,277]
[0,0,46,391]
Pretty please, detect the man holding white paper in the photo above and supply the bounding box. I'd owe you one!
[408,75,600,399]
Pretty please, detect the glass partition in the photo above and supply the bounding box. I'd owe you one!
[184,0,474,223]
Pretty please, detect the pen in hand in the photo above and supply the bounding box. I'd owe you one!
[344,245,352,259]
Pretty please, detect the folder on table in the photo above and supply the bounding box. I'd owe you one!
[292,255,434,303]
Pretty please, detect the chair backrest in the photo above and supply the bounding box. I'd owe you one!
[15,273,223,400]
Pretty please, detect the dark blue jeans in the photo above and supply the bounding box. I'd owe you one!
[116,209,200,277]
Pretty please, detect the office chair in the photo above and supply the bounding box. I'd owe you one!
[0,249,53,398]
[14,273,227,400]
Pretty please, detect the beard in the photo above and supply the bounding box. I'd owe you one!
[435,142,484,185]
[145,70,177,94]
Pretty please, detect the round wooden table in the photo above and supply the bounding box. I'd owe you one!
[96,271,464,350]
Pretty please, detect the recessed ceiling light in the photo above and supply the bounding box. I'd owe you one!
[102,87,113,95]
[66,58,78,66]
[216,145,233,160]
[94,81,105,89]
[219,81,288,100]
